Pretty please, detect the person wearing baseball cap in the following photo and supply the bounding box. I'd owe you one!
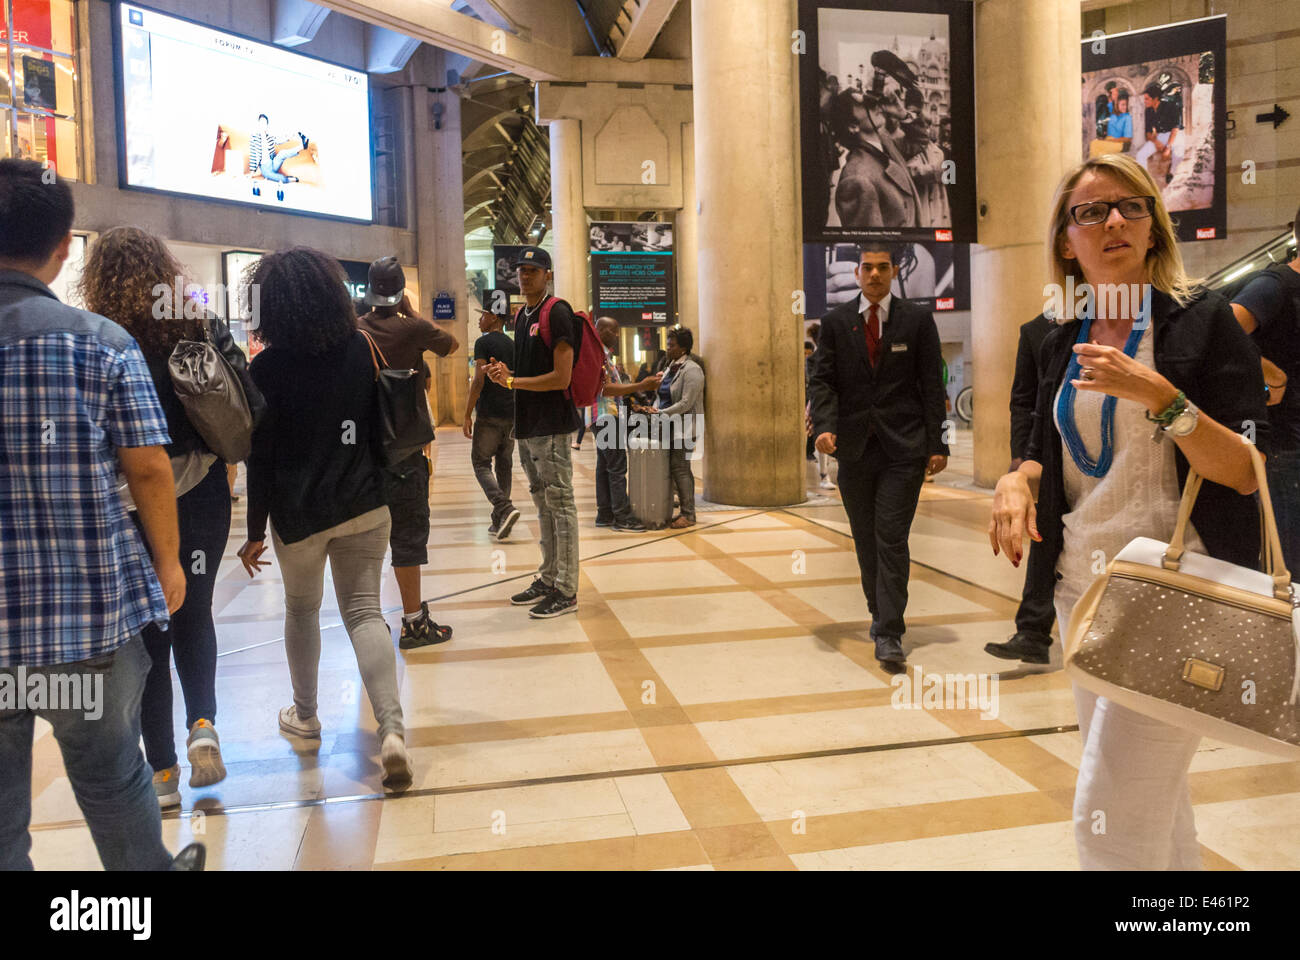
[463,303,521,541]
[484,244,583,619]
[357,256,460,648]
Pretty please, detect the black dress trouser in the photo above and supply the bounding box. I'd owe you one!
[837,436,927,640]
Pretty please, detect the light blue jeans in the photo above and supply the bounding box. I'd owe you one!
[518,433,579,597]
[0,636,173,870]
[260,145,301,184]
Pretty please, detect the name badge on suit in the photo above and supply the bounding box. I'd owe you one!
[890,342,908,353]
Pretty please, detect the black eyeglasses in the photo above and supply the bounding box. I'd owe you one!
[1069,195,1155,226]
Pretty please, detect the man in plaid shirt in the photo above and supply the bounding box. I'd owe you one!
[0,159,195,870]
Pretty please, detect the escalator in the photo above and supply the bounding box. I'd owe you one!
[1201,227,1297,292]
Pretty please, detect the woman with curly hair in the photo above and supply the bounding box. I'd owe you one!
[78,226,263,808]
[235,247,412,793]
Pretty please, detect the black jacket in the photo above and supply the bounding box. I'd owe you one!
[246,331,385,544]
[142,313,265,459]
[1023,288,1269,603]
[1009,314,1055,464]
[808,296,949,463]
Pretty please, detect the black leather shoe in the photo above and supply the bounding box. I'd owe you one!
[171,842,206,871]
[873,635,906,663]
[984,633,1051,665]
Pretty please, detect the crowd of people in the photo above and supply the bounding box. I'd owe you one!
[1,148,1296,872]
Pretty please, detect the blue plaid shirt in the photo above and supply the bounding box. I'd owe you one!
[0,271,172,667]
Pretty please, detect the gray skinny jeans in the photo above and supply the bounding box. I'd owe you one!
[272,506,404,740]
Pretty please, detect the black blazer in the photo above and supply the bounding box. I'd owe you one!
[808,296,949,463]
[1009,314,1055,464]
[1023,287,1270,603]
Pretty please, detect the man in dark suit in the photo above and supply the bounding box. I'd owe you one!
[985,314,1056,664]
[809,244,949,666]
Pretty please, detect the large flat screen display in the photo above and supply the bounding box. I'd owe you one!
[116,3,373,222]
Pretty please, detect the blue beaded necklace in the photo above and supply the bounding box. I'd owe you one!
[1057,301,1149,478]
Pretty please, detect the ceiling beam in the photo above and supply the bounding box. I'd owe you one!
[317,0,689,83]
[612,0,679,62]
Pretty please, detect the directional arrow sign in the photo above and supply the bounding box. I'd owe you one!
[1256,104,1291,129]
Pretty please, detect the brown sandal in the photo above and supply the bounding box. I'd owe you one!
[669,516,695,529]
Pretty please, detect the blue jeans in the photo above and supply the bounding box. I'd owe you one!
[1266,448,1300,574]
[518,433,579,597]
[136,459,231,771]
[259,145,301,184]
[0,636,173,870]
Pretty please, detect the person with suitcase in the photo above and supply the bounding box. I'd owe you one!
[593,316,662,531]
[635,327,704,529]
[484,247,584,619]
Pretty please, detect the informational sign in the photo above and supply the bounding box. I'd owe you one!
[21,56,56,111]
[1082,16,1226,243]
[433,291,455,320]
[590,221,675,326]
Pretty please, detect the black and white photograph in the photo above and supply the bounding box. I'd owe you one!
[589,221,674,252]
[1081,16,1227,242]
[491,243,530,294]
[802,240,970,318]
[799,0,976,244]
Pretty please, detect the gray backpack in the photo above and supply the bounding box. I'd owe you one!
[168,322,255,463]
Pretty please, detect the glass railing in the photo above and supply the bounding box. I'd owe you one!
[1202,227,1297,291]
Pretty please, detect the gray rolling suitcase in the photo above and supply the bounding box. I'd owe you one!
[627,437,673,529]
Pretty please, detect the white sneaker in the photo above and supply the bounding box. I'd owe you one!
[278,704,321,738]
[380,732,413,793]
[819,477,836,490]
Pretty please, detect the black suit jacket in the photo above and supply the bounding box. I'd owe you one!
[1023,288,1270,606]
[1009,314,1055,464]
[808,296,949,463]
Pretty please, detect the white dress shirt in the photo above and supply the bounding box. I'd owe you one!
[857,291,892,327]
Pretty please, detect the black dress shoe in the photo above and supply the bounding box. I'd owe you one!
[873,635,906,663]
[984,632,1051,665]
[171,842,206,871]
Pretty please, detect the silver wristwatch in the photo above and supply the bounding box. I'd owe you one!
[1162,401,1200,439]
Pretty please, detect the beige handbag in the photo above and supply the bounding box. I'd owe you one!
[1064,445,1300,759]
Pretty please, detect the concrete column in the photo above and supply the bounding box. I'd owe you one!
[971,0,1080,485]
[691,0,803,506]
[676,120,698,334]
[547,118,589,309]
[413,66,471,426]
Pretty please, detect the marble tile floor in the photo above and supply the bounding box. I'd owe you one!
[24,427,1300,870]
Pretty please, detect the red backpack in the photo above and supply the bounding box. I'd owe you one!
[521,296,603,409]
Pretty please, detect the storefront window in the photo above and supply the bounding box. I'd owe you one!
[1,0,82,179]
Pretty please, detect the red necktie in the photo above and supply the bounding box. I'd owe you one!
[864,303,881,368]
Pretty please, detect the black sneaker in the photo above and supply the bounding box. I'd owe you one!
[496,508,521,541]
[613,517,646,532]
[511,578,553,606]
[595,517,614,528]
[399,602,453,648]
[984,632,1051,665]
[488,523,500,537]
[529,592,577,619]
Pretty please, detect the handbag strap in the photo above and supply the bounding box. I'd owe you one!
[1164,444,1291,600]
[359,329,389,378]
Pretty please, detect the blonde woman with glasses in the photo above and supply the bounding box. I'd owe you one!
[988,154,1268,869]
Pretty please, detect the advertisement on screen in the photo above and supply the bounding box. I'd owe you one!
[115,3,373,222]
[802,240,970,318]
[590,222,675,326]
